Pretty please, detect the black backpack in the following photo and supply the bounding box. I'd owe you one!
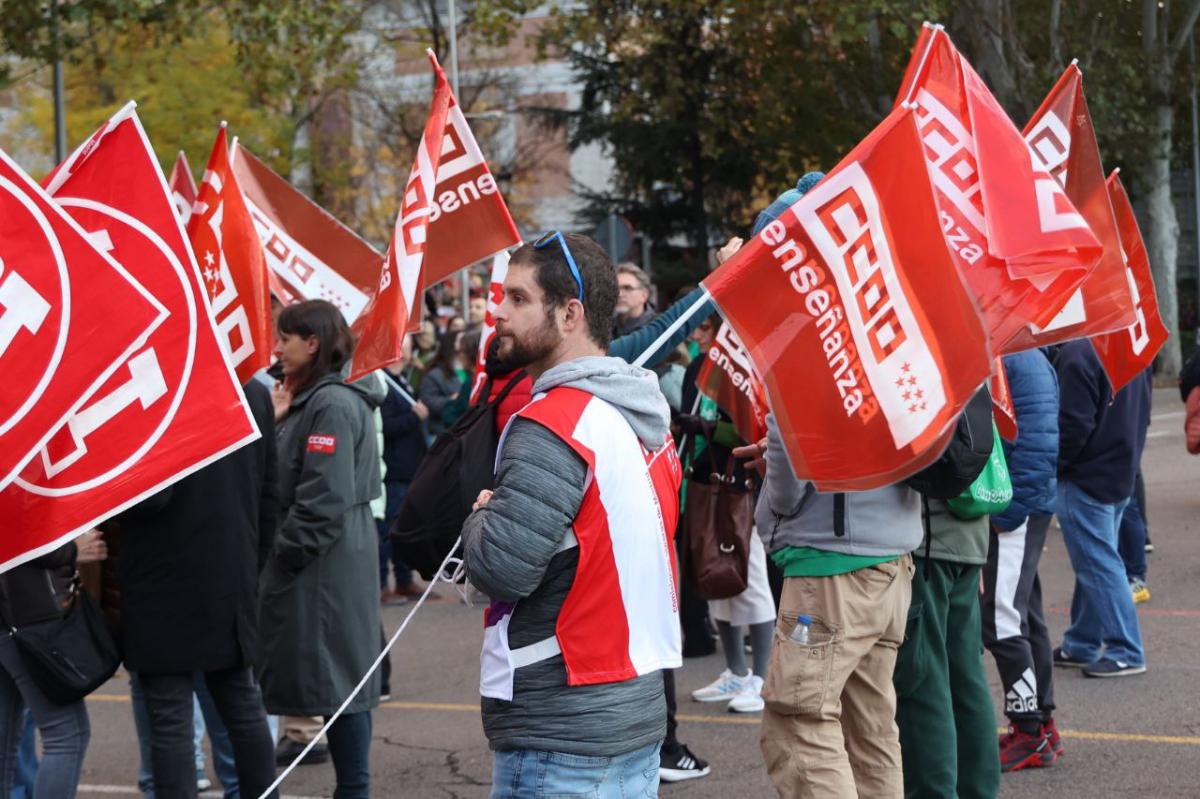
[390,372,526,580]
[904,386,994,500]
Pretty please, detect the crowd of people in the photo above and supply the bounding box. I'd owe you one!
[0,173,1176,799]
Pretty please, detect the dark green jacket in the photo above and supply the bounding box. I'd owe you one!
[919,499,989,566]
[258,370,385,716]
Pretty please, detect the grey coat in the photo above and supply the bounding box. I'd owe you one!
[756,413,924,558]
[257,371,385,717]
[462,356,672,756]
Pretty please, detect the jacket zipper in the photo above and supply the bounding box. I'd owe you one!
[833,494,846,537]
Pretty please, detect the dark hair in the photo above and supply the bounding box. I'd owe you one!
[277,300,356,390]
[429,330,461,378]
[510,233,618,348]
[458,328,481,362]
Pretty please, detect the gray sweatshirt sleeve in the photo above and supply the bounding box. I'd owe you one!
[764,413,813,517]
[463,418,588,601]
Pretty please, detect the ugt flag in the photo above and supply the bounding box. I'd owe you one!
[0,102,260,573]
[170,151,198,224]
[189,124,273,383]
[895,24,1100,353]
[1091,171,1169,392]
[231,142,383,323]
[703,106,991,491]
[469,249,511,403]
[695,322,768,446]
[349,51,452,382]
[1003,63,1136,351]
[0,146,164,497]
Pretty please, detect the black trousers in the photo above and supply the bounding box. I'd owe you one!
[981,513,1056,725]
[138,666,277,799]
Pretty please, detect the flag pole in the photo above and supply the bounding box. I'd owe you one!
[631,288,712,368]
[447,0,472,325]
[380,370,418,407]
[51,0,66,163]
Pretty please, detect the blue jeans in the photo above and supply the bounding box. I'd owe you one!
[1118,472,1148,581]
[490,741,662,799]
[325,711,372,799]
[1057,481,1144,665]
[0,633,90,799]
[10,710,35,799]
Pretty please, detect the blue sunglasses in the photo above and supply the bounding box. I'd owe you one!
[532,230,585,302]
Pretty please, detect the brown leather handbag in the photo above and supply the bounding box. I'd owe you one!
[683,438,755,600]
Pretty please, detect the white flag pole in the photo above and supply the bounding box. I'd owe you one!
[380,370,417,407]
[631,288,712,368]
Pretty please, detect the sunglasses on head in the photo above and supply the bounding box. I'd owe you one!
[532,230,585,302]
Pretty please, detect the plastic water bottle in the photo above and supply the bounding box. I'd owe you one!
[789,614,813,644]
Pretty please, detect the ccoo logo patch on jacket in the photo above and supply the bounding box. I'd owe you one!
[306,434,337,454]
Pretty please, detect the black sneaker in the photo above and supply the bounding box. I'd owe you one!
[1083,658,1147,678]
[275,737,329,766]
[1052,646,1092,669]
[659,743,711,783]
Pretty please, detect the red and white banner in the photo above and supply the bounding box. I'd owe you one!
[169,151,198,224]
[1004,64,1136,351]
[231,142,384,322]
[188,124,273,383]
[469,249,511,403]
[895,24,1100,353]
[0,141,165,499]
[0,103,261,573]
[695,322,768,445]
[1091,171,1170,393]
[990,357,1018,442]
[349,51,452,382]
[703,106,991,491]
[421,72,521,287]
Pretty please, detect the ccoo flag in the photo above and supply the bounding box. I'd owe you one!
[169,151,198,224]
[1004,63,1137,351]
[469,249,512,403]
[702,106,991,491]
[188,124,273,384]
[895,24,1101,353]
[1090,171,1170,393]
[349,51,452,382]
[695,322,769,446]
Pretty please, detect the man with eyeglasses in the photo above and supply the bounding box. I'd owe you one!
[462,231,683,797]
[614,263,657,338]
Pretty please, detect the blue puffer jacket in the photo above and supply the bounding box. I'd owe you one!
[992,349,1059,531]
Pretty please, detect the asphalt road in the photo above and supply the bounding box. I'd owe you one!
[73,387,1200,798]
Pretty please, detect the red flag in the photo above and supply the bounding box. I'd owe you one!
[990,357,1018,442]
[895,25,1100,353]
[0,144,164,500]
[422,73,521,286]
[1003,64,1137,351]
[1091,171,1170,392]
[188,124,273,383]
[469,250,512,403]
[231,142,383,322]
[703,106,991,491]
[349,51,452,382]
[0,103,261,572]
[169,151,197,224]
[695,322,768,445]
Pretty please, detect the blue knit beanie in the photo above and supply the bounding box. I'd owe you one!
[751,171,826,236]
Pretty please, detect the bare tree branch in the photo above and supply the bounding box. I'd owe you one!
[1170,0,1200,60]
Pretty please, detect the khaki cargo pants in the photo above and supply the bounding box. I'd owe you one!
[761,555,913,798]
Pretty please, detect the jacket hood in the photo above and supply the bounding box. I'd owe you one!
[294,369,387,410]
[533,355,670,448]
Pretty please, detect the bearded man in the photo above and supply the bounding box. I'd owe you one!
[461,231,683,798]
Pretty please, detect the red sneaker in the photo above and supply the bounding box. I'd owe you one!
[1043,717,1064,758]
[999,724,1054,772]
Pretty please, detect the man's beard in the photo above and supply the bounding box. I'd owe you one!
[495,313,562,371]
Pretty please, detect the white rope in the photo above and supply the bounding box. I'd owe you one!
[631,289,712,368]
[258,536,465,799]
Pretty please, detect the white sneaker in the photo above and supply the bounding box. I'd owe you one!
[727,675,765,713]
[691,669,749,702]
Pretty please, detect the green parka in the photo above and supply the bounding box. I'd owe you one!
[257,370,385,716]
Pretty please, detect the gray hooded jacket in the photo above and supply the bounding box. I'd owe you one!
[462,356,671,756]
[756,414,924,558]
